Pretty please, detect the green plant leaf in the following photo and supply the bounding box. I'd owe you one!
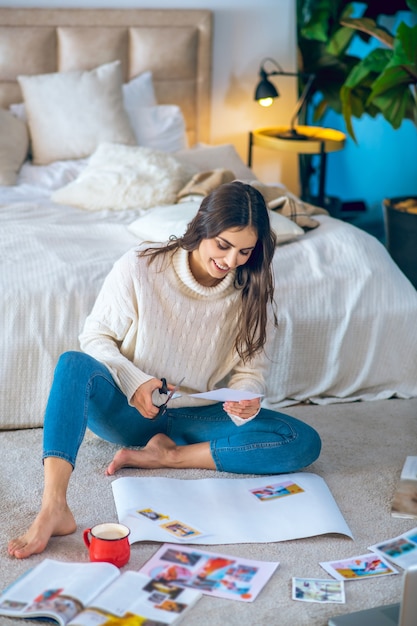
[298,0,336,42]
[406,0,417,13]
[372,85,415,128]
[312,98,329,121]
[298,0,417,142]
[370,66,414,98]
[326,25,356,56]
[340,17,394,47]
[393,23,417,77]
[340,85,358,141]
[300,10,332,42]
[340,65,384,140]
[343,49,391,89]
[365,24,417,116]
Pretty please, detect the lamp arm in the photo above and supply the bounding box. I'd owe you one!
[260,57,285,77]
[290,74,315,131]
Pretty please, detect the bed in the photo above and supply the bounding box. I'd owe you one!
[1,7,417,431]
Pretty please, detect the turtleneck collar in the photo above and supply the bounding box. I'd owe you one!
[172,246,237,298]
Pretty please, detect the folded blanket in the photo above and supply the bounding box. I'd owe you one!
[177,169,235,201]
[176,169,327,229]
[249,180,328,229]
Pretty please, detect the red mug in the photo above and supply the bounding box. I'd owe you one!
[83,522,130,568]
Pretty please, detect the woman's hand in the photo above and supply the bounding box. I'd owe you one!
[131,378,167,419]
[223,397,261,420]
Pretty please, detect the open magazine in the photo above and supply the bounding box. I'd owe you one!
[139,543,279,602]
[0,559,201,625]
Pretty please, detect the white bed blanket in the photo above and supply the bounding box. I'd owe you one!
[1,179,417,428]
[265,215,417,407]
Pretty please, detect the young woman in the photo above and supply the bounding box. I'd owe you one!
[8,181,321,559]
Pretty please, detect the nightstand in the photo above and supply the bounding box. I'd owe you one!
[247,125,346,207]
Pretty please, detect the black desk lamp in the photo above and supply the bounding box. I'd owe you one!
[254,58,315,140]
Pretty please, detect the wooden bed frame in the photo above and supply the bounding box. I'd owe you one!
[0,7,212,146]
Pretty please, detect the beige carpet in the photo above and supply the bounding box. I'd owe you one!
[1,398,416,625]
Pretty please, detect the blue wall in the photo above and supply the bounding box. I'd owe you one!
[325,111,417,236]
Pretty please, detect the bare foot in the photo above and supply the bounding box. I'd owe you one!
[106,433,216,475]
[106,433,177,475]
[8,505,76,559]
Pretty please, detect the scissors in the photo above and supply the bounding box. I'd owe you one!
[156,376,185,416]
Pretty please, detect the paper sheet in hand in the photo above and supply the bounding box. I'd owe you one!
[189,388,263,401]
[112,473,352,545]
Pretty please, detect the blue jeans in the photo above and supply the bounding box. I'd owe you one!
[43,351,321,475]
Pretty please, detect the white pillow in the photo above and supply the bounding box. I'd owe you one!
[128,201,304,244]
[269,210,304,242]
[17,158,88,190]
[51,143,191,212]
[123,71,157,110]
[10,71,157,125]
[18,61,136,165]
[175,144,257,181]
[0,108,29,185]
[127,105,187,153]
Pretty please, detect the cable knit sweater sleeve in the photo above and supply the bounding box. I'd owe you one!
[79,249,154,401]
[79,246,267,423]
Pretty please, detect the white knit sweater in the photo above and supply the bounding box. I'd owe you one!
[79,245,267,425]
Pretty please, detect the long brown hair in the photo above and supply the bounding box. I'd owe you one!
[140,181,277,361]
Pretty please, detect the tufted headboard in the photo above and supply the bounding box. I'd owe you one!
[0,7,212,146]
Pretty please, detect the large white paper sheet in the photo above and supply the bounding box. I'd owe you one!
[111,473,353,545]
